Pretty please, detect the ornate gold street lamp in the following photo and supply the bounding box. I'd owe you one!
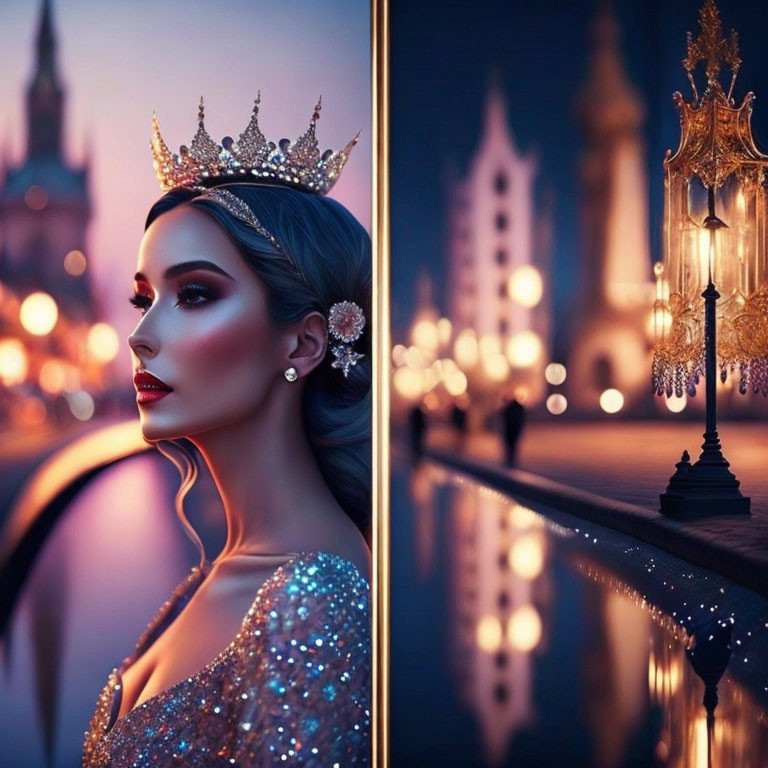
[653,0,768,515]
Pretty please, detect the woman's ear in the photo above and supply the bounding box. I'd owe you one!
[286,311,328,378]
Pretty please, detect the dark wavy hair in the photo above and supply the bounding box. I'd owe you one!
[143,183,372,562]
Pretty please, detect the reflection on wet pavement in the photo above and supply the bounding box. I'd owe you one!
[392,457,768,768]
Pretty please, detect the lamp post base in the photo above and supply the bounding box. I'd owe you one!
[660,431,751,517]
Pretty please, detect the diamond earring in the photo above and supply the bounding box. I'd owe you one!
[284,366,298,382]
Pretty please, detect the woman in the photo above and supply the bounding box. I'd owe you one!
[81,98,372,767]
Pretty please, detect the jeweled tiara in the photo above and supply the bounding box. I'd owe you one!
[151,94,359,194]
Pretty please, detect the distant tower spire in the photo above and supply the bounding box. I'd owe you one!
[574,0,649,308]
[26,0,64,158]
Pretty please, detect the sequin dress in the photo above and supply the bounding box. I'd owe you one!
[81,551,371,767]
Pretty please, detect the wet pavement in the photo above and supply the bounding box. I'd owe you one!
[423,421,768,596]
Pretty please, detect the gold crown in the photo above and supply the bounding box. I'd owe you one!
[150,94,359,194]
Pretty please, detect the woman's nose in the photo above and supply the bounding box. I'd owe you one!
[128,328,156,358]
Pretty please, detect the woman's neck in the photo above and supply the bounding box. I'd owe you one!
[187,383,347,564]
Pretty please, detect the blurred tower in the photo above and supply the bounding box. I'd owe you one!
[567,3,653,413]
[0,0,94,323]
[447,79,549,405]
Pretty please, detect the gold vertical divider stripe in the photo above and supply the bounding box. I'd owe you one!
[371,0,389,766]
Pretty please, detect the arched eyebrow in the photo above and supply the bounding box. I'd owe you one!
[134,259,236,284]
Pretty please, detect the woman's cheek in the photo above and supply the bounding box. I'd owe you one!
[176,309,273,393]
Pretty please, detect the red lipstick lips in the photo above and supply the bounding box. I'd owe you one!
[134,370,173,405]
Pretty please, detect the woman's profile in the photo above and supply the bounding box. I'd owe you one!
[81,96,372,767]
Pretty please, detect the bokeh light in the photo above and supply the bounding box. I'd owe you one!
[67,390,95,421]
[39,359,67,394]
[476,615,503,652]
[544,362,567,385]
[506,330,542,367]
[454,329,479,368]
[0,338,29,386]
[508,533,545,579]
[444,369,468,396]
[507,604,542,652]
[507,265,543,307]
[412,319,439,351]
[405,345,427,368]
[15,396,47,426]
[546,393,568,415]
[19,292,59,336]
[86,322,120,363]
[393,366,424,399]
[483,352,510,381]
[391,344,407,366]
[64,249,87,276]
[24,185,48,211]
[599,388,624,414]
[665,393,687,413]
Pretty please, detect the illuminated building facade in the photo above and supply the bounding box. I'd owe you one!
[0,0,94,323]
[447,80,549,406]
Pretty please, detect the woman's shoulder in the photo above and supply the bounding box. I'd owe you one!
[223,549,372,765]
[258,549,371,614]
[236,549,371,650]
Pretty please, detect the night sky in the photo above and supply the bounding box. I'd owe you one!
[390,0,768,343]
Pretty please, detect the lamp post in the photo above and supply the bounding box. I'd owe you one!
[653,0,768,516]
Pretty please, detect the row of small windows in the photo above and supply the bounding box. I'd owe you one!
[462,249,510,267]
[464,248,507,267]
[455,210,511,240]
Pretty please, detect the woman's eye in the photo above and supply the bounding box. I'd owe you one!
[129,294,152,315]
[128,285,216,315]
[176,284,216,307]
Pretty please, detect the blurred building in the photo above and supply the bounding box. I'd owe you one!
[0,0,120,431]
[447,80,550,407]
[0,0,94,324]
[566,4,654,415]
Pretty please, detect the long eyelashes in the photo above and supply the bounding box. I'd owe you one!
[129,284,218,316]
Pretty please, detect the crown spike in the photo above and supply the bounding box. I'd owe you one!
[189,96,219,168]
[150,113,177,190]
[288,97,323,171]
[325,130,361,184]
[150,95,357,194]
[236,93,268,166]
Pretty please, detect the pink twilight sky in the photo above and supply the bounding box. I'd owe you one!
[0,0,370,341]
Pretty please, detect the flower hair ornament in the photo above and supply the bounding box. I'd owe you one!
[149,95,366,378]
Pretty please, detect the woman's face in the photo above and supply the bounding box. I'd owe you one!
[128,204,284,441]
